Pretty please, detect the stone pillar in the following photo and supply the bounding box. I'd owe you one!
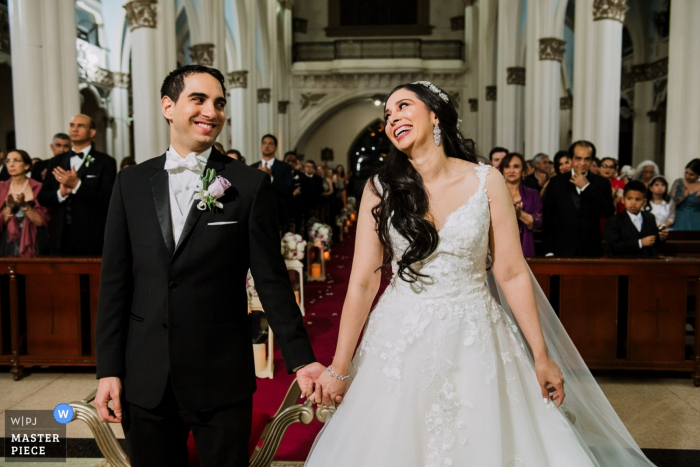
[476,0,497,154]
[239,0,260,162]
[112,73,132,163]
[631,79,656,167]
[665,0,700,180]
[573,0,628,159]
[258,0,278,143]
[277,0,294,155]
[559,95,573,150]
[8,0,80,158]
[462,0,478,143]
[496,0,524,153]
[228,70,250,156]
[125,0,174,162]
[257,88,272,148]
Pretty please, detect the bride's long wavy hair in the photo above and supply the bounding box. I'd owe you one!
[371,83,477,282]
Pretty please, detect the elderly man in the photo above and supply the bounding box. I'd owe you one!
[523,153,551,191]
[37,114,116,255]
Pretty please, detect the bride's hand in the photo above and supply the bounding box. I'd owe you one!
[535,356,565,408]
[311,368,349,407]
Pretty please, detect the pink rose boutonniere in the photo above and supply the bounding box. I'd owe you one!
[195,168,231,211]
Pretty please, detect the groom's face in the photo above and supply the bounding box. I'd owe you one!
[164,73,226,152]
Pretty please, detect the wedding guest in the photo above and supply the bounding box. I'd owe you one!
[226,149,244,162]
[543,140,615,256]
[645,175,675,229]
[605,181,667,257]
[322,168,335,198]
[50,133,72,157]
[213,142,225,154]
[589,157,601,175]
[634,160,660,187]
[488,146,508,169]
[599,157,625,213]
[499,153,542,258]
[524,159,535,176]
[0,150,49,257]
[522,153,550,191]
[283,151,297,166]
[299,160,323,217]
[38,114,117,255]
[553,151,572,175]
[670,158,700,230]
[120,157,136,170]
[250,134,293,233]
[0,148,9,182]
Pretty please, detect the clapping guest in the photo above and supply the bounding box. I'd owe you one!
[542,141,615,256]
[522,153,550,191]
[37,114,117,255]
[598,157,625,213]
[299,160,323,217]
[499,153,542,258]
[488,147,508,169]
[33,133,71,182]
[606,181,667,257]
[634,160,660,187]
[645,175,675,229]
[0,150,49,257]
[250,134,293,233]
[670,158,700,230]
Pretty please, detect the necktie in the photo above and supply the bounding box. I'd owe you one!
[164,153,201,171]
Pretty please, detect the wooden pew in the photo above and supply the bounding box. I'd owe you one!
[0,257,101,380]
[527,257,700,387]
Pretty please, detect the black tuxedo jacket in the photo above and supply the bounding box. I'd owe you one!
[95,149,315,411]
[0,165,10,182]
[37,149,117,255]
[249,159,292,227]
[605,210,662,257]
[542,172,615,256]
[299,173,324,212]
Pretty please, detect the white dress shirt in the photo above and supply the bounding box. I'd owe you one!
[261,157,275,181]
[57,145,91,202]
[626,210,644,249]
[571,169,590,194]
[166,145,211,244]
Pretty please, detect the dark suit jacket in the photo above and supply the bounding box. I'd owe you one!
[95,149,315,411]
[542,172,615,256]
[37,149,117,255]
[249,159,292,228]
[0,165,10,182]
[522,172,545,191]
[299,173,324,213]
[605,211,663,257]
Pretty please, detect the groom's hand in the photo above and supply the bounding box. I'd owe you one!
[95,377,123,423]
[296,362,325,398]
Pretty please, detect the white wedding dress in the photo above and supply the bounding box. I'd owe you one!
[305,164,655,467]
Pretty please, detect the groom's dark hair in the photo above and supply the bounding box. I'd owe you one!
[160,65,226,103]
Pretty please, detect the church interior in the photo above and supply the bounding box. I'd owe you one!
[1,0,699,466]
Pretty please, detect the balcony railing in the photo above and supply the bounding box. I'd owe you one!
[293,40,464,62]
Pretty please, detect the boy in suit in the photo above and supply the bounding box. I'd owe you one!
[605,180,668,256]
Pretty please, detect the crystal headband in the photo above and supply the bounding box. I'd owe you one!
[412,81,449,103]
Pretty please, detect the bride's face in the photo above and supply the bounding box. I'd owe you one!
[384,89,437,155]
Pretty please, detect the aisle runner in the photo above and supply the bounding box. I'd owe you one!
[252,227,388,462]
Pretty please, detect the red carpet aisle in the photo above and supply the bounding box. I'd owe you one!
[252,227,389,462]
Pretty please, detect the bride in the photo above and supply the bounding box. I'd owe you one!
[301,81,655,466]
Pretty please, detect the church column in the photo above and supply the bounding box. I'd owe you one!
[236,0,260,162]
[496,0,524,153]
[258,0,278,143]
[664,0,700,180]
[228,71,251,156]
[476,0,497,153]
[572,0,628,159]
[124,0,173,162]
[8,0,80,158]
[277,0,294,155]
[112,73,131,162]
[462,0,478,142]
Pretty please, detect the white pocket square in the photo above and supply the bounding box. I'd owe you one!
[86,175,97,178]
[207,221,237,226]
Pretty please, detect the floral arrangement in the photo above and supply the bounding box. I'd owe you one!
[281,232,307,260]
[246,271,257,297]
[309,222,332,249]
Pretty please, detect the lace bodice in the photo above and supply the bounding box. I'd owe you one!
[387,162,492,297]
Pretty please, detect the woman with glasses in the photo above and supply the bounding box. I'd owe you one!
[0,150,49,257]
[598,157,626,213]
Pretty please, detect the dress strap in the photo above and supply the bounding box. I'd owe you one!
[475,162,491,195]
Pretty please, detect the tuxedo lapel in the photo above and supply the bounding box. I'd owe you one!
[565,173,581,211]
[76,150,93,179]
[173,149,227,256]
[150,155,175,256]
[620,212,640,238]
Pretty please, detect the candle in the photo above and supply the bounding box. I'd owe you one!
[324,251,330,260]
[350,213,356,221]
[294,290,301,305]
[311,263,322,278]
[253,343,267,373]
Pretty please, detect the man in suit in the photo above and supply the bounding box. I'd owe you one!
[249,134,292,234]
[0,148,9,182]
[31,133,72,182]
[542,140,615,257]
[94,65,324,467]
[522,153,550,191]
[299,159,324,219]
[37,115,117,255]
[605,180,668,256]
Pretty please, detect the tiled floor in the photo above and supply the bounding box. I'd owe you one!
[1,369,699,465]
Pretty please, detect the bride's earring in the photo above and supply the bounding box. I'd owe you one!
[433,123,441,146]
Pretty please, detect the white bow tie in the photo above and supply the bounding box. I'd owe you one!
[164,153,201,172]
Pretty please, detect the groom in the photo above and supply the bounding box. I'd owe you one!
[94,65,324,466]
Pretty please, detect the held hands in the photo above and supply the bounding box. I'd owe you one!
[298,362,348,408]
[535,355,566,408]
[95,377,123,423]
